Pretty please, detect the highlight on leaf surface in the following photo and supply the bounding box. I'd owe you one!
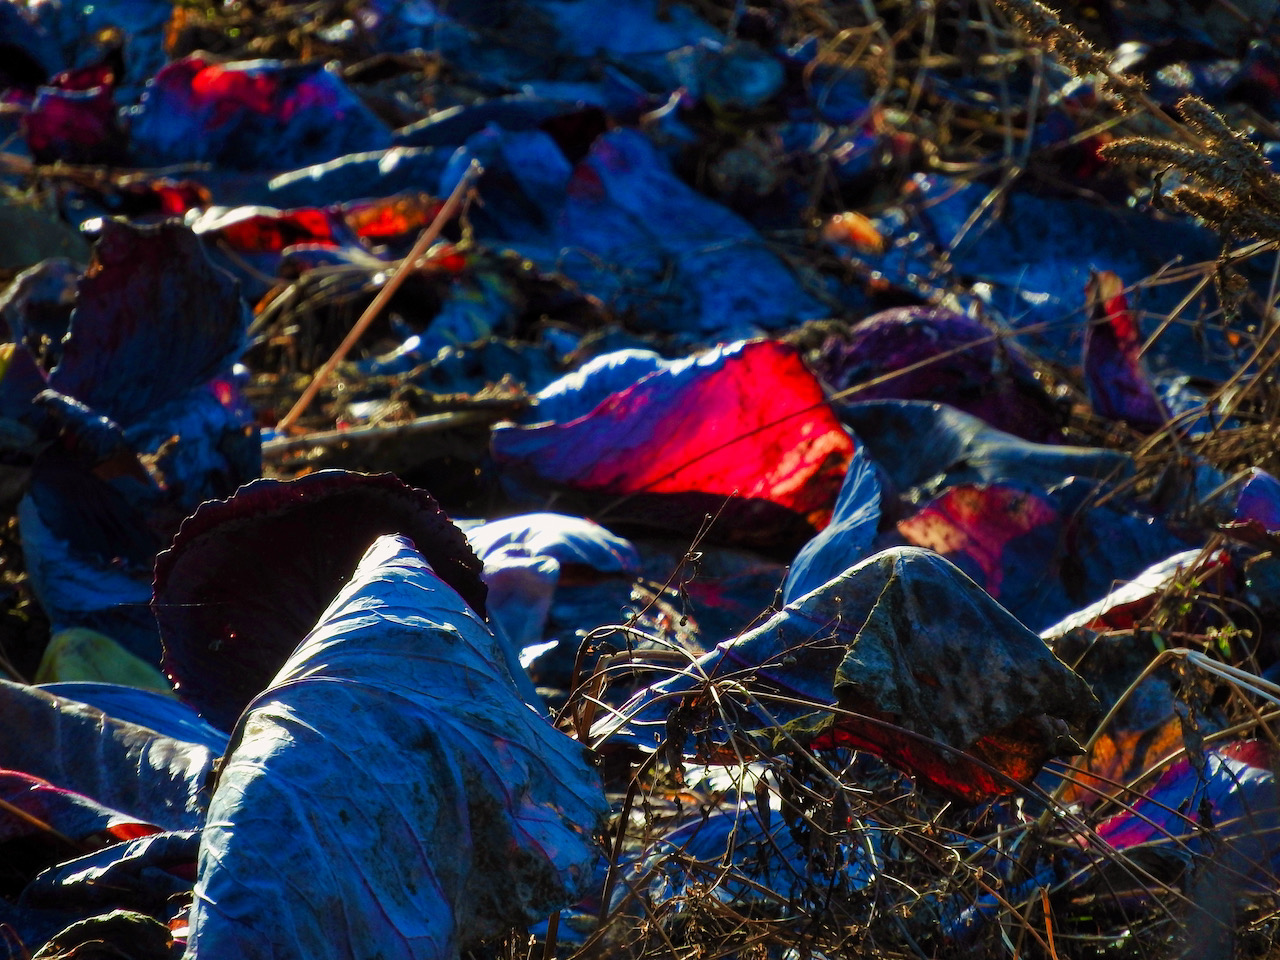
[491,339,854,551]
[185,535,606,960]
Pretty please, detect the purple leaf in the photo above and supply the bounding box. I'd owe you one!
[1082,270,1168,431]
[154,470,487,731]
[550,130,825,334]
[839,399,1132,502]
[1095,741,1280,892]
[0,770,159,847]
[813,307,1063,443]
[466,512,640,577]
[48,219,248,429]
[37,682,230,753]
[1227,468,1280,545]
[24,83,124,165]
[466,513,640,654]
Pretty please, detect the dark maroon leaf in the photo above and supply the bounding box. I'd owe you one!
[31,910,175,960]
[24,83,125,165]
[1082,270,1168,431]
[813,307,1063,442]
[154,470,486,731]
[48,219,248,429]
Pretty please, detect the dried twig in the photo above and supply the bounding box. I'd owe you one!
[275,160,483,432]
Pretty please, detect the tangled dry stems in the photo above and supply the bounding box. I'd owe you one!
[16,0,1280,953]
[534,2,1280,958]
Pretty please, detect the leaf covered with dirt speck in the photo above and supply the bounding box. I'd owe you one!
[185,534,606,960]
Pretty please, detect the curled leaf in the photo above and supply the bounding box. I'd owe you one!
[186,535,606,959]
[155,470,486,731]
[601,548,1098,802]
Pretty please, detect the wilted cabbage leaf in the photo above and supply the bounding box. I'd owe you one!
[0,680,215,832]
[548,130,825,335]
[128,57,392,170]
[47,218,248,429]
[185,535,606,960]
[783,446,880,603]
[1094,741,1280,893]
[599,548,1097,802]
[839,399,1132,502]
[155,470,487,732]
[813,307,1062,442]
[465,512,640,576]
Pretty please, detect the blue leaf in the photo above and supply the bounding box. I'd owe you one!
[186,535,606,959]
[0,679,215,832]
[783,446,880,603]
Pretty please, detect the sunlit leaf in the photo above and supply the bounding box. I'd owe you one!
[492,339,853,550]
[186,535,606,959]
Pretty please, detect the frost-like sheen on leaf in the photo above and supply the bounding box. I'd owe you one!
[0,680,214,832]
[185,535,606,960]
[466,512,640,576]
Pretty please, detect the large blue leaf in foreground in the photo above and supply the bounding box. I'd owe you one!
[185,535,607,960]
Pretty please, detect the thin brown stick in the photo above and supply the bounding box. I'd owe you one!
[0,796,82,853]
[275,159,483,432]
